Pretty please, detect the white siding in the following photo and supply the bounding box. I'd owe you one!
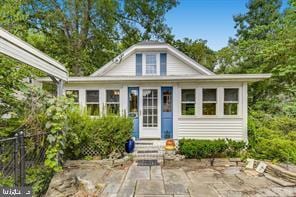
[167,53,201,75]
[177,118,244,140]
[63,81,247,141]
[103,52,202,76]
[104,54,136,76]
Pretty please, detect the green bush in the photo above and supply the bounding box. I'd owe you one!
[0,173,14,187]
[64,109,133,159]
[26,166,53,196]
[179,139,245,159]
[248,110,296,164]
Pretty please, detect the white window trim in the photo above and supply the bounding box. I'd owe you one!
[202,88,218,116]
[143,53,159,75]
[105,89,121,115]
[223,88,241,117]
[180,89,196,116]
[86,90,100,116]
[178,85,242,119]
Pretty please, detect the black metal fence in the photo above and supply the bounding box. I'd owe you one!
[0,131,47,186]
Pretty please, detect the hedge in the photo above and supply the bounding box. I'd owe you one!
[179,139,246,159]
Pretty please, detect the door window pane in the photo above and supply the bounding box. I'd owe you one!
[162,89,172,112]
[143,89,158,127]
[181,89,195,115]
[129,89,138,117]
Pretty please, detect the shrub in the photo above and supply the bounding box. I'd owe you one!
[64,109,133,159]
[179,139,245,159]
[26,166,53,196]
[248,110,296,164]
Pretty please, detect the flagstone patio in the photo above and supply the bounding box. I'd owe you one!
[46,160,296,197]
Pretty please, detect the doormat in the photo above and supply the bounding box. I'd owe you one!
[137,150,158,154]
[137,160,159,166]
[135,142,153,145]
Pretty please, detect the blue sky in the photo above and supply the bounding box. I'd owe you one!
[166,0,288,51]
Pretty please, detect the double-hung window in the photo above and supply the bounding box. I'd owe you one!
[106,90,120,115]
[224,88,239,115]
[145,54,157,74]
[66,90,79,104]
[181,89,195,115]
[202,89,217,115]
[86,90,100,116]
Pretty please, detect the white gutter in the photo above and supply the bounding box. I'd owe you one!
[38,74,271,83]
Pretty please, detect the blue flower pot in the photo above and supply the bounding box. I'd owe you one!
[125,139,135,153]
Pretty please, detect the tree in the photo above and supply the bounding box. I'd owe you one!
[217,0,296,115]
[233,0,281,40]
[1,0,177,76]
[173,38,216,71]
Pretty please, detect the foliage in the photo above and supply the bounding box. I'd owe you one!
[248,110,296,164]
[0,0,178,76]
[0,173,14,187]
[26,166,53,196]
[233,0,282,40]
[44,96,75,172]
[216,1,296,114]
[179,139,246,159]
[65,109,133,159]
[172,38,216,71]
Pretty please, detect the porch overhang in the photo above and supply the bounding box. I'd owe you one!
[0,27,68,81]
[37,74,271,84]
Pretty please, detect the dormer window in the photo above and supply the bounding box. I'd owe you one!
[145,54,157,75]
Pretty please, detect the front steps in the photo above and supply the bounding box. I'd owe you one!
[133,140,166,162]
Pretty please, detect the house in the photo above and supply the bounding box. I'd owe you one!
[39,41,270,141]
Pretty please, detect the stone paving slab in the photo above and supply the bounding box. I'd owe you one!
[136,180,165,195]
[164,183,188,195]
[188,183,220,197]
[271,187,296,196]
[126,164,150,180]
[163,168,190,185]
[151,166,163,180]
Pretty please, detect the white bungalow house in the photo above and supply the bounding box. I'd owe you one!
[40,41,270,141]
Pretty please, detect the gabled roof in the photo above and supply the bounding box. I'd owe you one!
[0,27,68,81]
[90,41,214,76]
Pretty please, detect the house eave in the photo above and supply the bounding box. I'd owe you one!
[37,74,271,83]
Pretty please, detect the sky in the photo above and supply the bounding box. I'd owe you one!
[165,0,288,51]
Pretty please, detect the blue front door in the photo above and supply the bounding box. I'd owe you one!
[128,87,139,139]
[161,87,173,139]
